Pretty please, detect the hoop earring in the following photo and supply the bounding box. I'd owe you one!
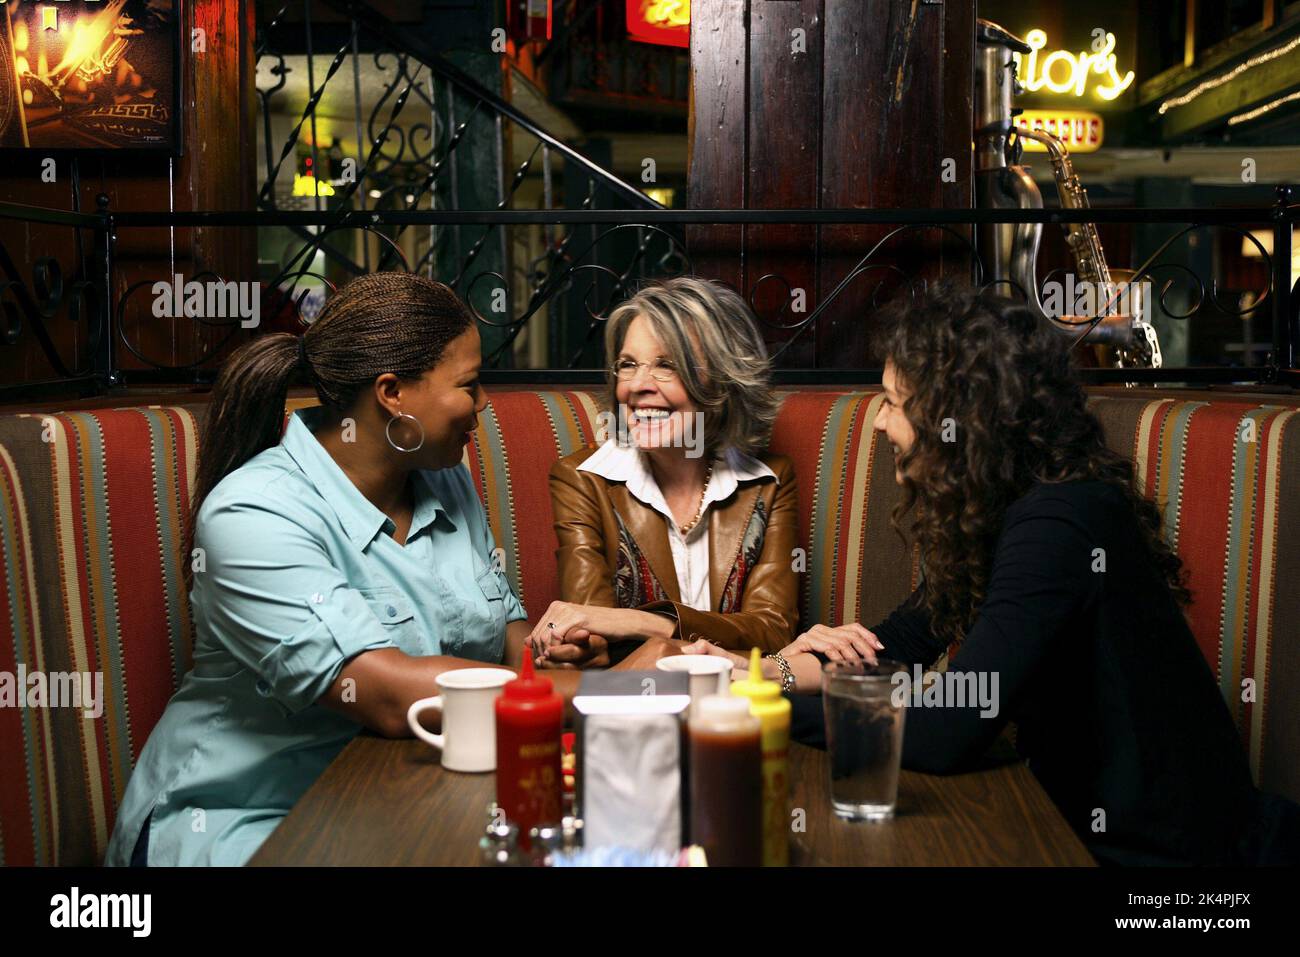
[385,411,425,453]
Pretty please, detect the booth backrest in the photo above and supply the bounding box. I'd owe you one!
[459,391,923,645]
[2,390,1297,864]
[1,406,204,867]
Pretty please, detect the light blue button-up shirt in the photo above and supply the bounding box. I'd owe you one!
[104,406,526,866]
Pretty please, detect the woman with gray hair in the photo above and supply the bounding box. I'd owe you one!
[531,276,800,668]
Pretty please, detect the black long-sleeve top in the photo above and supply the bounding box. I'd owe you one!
[796,480,1299,866]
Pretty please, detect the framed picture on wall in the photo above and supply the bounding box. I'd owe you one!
[0,0,181,152]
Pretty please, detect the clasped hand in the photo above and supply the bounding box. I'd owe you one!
[526,603,885,676]
[526,601,620,669]
[677,622,885,686]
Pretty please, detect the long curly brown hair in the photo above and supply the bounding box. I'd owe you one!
[872,283,1191,647]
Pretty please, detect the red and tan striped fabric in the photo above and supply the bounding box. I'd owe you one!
[1090,395,1300,802]
[1,389,1297,865]
[0,406,205,865]
[462,391,606,620]
[769,392,920,632]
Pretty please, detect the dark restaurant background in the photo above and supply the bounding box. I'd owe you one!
[0,0,1297,394]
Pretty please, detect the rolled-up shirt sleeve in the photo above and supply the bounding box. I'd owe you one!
[193,493,399,715]
[499,566,528,624]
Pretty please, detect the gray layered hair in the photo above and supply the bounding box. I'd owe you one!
[604,276,779,457]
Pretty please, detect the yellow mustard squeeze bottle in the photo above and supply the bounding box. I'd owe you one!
[730,647,791,866]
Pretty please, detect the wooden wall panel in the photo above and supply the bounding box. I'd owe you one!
[817,0,973,364]
[745,0,821,367]
[686,0,747,292]
[688,0,975,368]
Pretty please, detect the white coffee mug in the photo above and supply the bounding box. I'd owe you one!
[656,655,734,716]
[406,668,514,772]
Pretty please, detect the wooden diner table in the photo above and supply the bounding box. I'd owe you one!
[250,734,1097,866]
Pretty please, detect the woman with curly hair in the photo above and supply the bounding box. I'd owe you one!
[685,283,1298,866]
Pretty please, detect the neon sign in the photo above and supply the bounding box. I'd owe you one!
[627,0,690,49]
[1015,109,1104,153]
[1012,29,1134,101]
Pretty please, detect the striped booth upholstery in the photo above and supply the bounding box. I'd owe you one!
[1086,395,1300,804]
[465,392,923,634]
[1,406,205,866]
[1,390,1297,864]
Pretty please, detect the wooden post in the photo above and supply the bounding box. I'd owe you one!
[687,0,975,368]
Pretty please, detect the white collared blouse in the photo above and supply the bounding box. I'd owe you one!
[577,440,778,612]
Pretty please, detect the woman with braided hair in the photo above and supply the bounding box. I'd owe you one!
[106,272,669,866]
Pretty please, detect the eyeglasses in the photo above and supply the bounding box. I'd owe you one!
[611,358,679,382]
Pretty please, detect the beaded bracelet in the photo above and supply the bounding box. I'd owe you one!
[764,652,796,693]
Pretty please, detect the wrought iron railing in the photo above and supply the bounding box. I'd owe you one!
[257,0,661,212]
[4,0,1296,401]
[1,198,1297,403]
[252,0,669,367]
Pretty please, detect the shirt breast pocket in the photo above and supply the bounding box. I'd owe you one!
[359,586,422,654]
[474,567,509,636]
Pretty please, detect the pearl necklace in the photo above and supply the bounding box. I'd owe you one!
[676,461,715,535]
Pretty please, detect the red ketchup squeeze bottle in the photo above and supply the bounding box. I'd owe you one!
[495,653,563,849]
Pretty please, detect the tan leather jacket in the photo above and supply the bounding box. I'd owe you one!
[548,446,800,652]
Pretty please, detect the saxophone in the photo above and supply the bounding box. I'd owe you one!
[974,19,1161,371]
[1016,127,1163,369]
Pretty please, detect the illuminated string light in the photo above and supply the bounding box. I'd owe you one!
[1159,34,1300,114]
[1228,88,1300,126]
